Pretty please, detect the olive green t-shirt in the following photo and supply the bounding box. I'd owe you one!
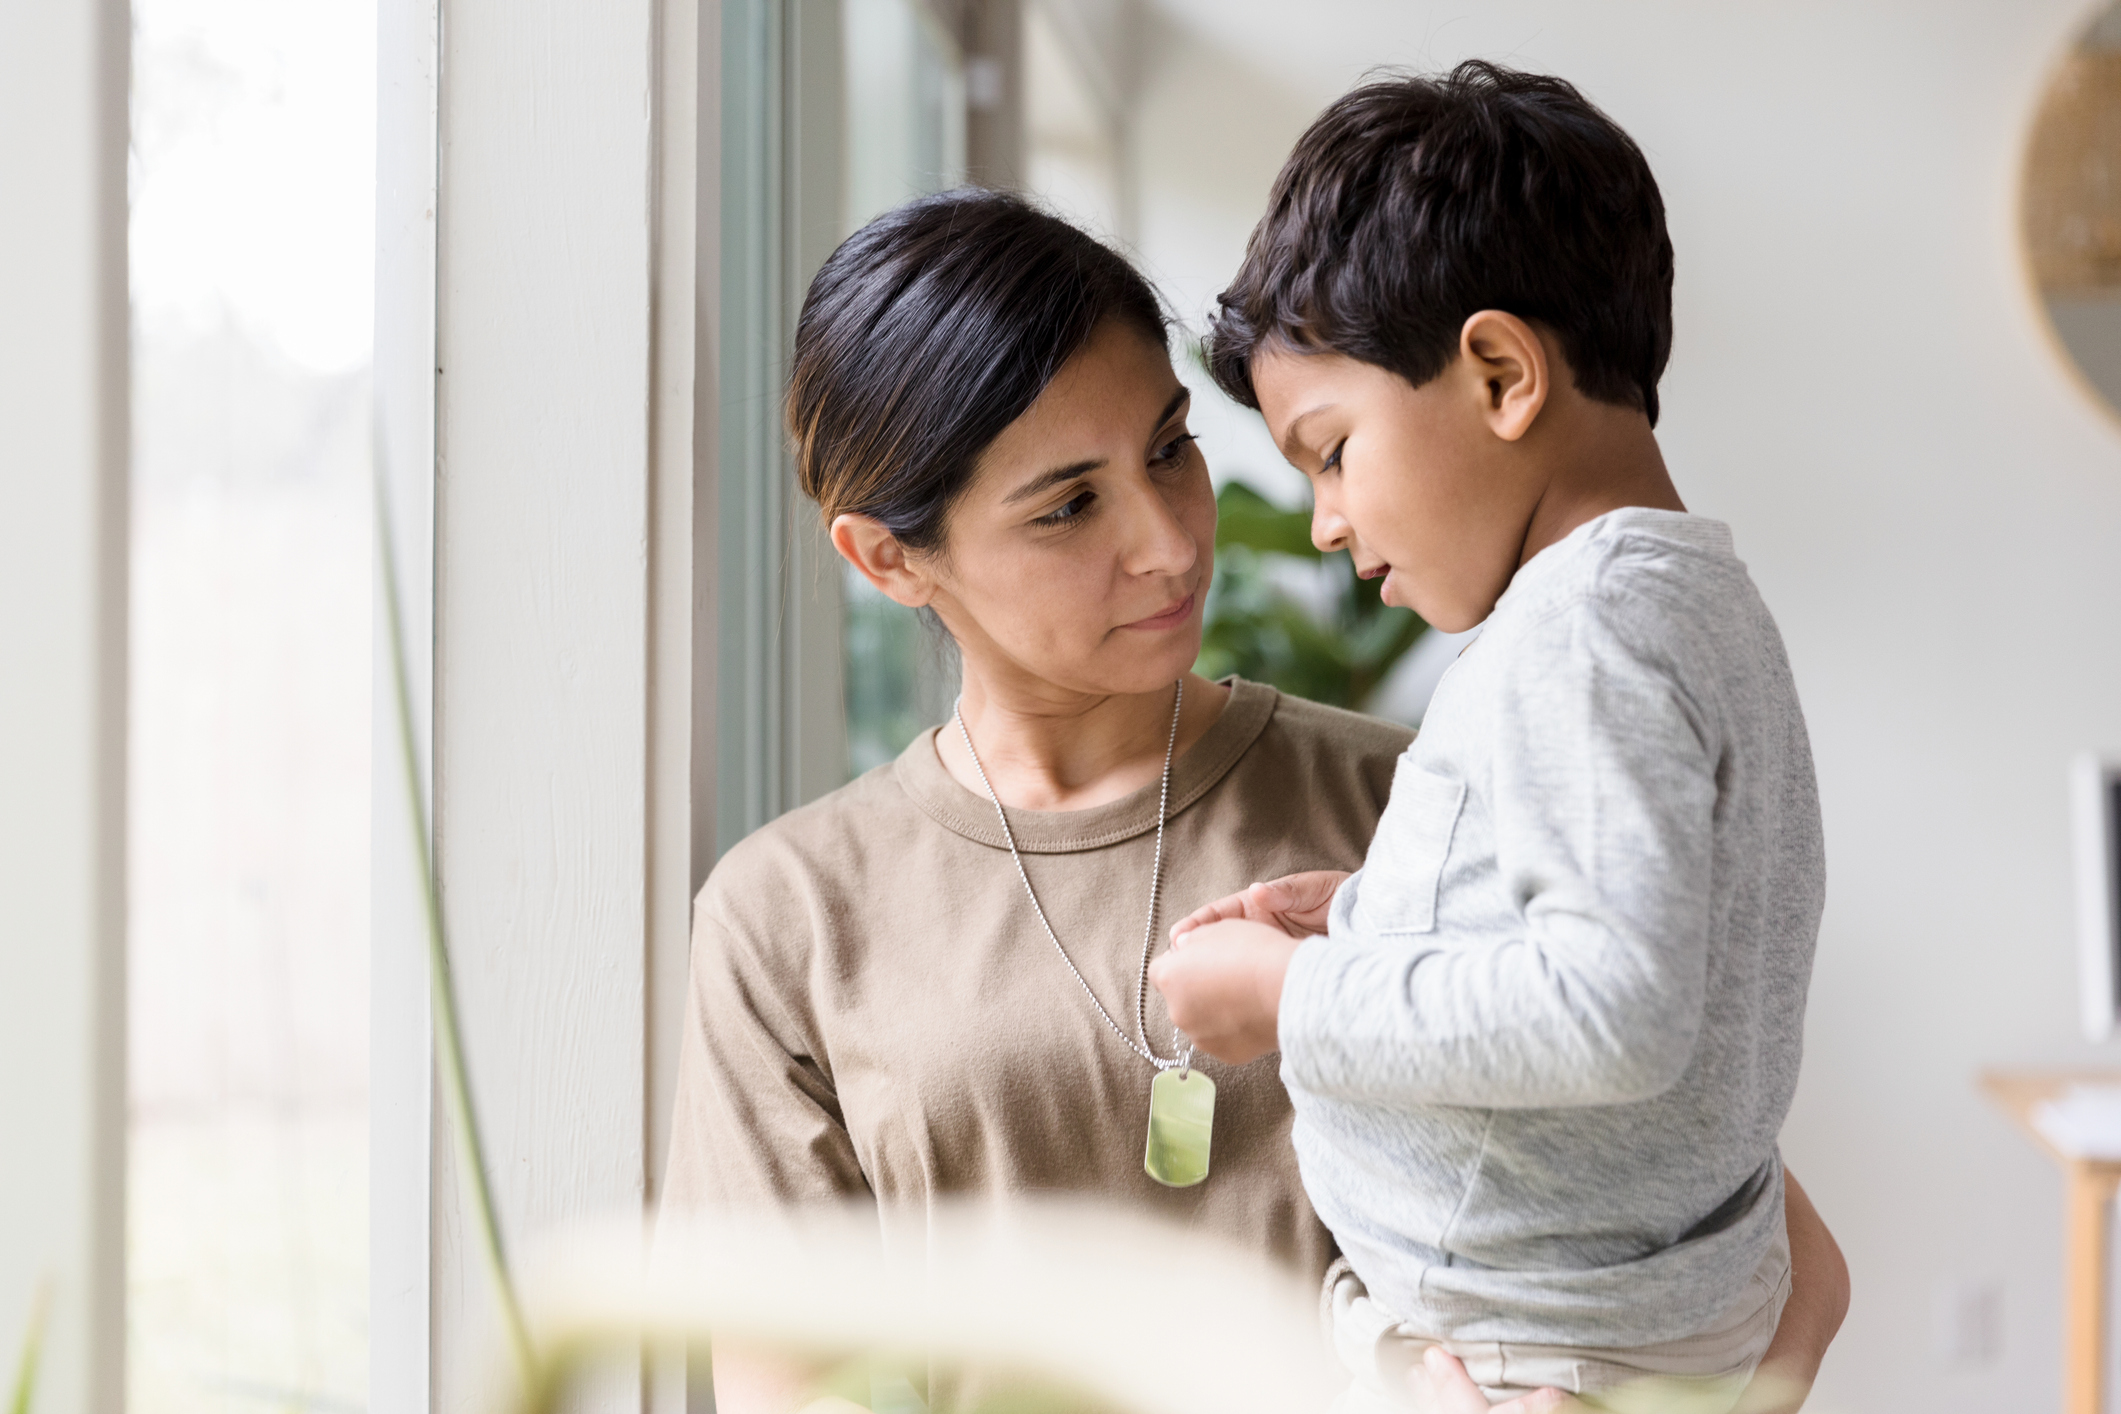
[663,679,1412,1283]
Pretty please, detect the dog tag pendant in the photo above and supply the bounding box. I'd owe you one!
[1144,1067,1215,1187]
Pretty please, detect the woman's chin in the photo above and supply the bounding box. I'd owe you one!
[1101,637,1205,695]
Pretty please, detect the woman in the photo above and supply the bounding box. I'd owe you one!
[662,190,1847,1413]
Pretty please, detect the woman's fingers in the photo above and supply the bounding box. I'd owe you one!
[1260,870,1349,934]
[1419,1348,1583,1414]
[1485,1391,1581,1413]
[1172,872,1349,943]
[1169,887,1261,941]
[1415,1348,1496,1413]
[1171,881,1281,939]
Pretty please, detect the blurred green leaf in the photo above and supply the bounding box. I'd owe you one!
[8,1281,49,1414]
[1196,481,1428,715]
[1213,481,1320,560]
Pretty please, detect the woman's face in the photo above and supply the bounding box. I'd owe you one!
[923,319,1216,702]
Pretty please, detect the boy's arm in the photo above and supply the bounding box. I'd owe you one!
[1279,597,1721,1109]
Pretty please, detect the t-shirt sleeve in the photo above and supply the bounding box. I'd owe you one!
[660,890,871,1213]
[1280,590,1719,1109]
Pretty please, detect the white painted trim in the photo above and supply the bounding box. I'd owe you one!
[372,0,440,1407]
[0,1,129,1410]
[647,0,717,1205]
[376,0,715,1405]
[426,0,664,1393]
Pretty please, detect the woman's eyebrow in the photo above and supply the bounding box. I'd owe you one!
[1148,385,1192,436]
[1002,458,1103,507]
[1000,386,1192,508]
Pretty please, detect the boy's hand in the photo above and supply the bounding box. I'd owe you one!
[1148,918,1300,1064]
[1169,870,1349,942]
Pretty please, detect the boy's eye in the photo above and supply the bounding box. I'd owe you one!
[1321,439,1347,475]
[1036,489,1097,526]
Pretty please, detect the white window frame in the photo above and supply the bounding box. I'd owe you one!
[0,3,129,1410]
[373,0,853,1406]
[373,0,716,1404]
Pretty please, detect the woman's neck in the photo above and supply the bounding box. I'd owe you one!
[936,669,1230,813]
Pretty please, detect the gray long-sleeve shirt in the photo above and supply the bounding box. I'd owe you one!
[1279,508,1823,1348]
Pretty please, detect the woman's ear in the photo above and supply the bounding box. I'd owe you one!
[830,513,935,608]
[1457,310,1550,443]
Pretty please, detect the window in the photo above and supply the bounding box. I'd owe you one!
[127,0,375,1409]
[840,0,969,776]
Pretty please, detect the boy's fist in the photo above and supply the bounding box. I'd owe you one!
[1169,870,1349,942]
[1148,919,1301,1065]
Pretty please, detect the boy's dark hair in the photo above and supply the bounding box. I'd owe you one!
[1208,61,1674,426]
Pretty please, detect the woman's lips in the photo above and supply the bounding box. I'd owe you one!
[1124,593,1196,630]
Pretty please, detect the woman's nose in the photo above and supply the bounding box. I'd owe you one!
[1120,478,1200,578]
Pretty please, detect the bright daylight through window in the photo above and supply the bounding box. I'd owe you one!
[127,0,375,1409]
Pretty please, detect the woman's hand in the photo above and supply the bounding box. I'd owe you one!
[711,1341,829,1414]
[1729,1170,1848,1414]
[1417,1347,1582,1412]
[1169,870,1350,941]
[1148,918,1299,1063]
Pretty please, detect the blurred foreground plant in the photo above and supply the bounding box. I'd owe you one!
[511,1203,1335,1414]
[374,469,535,1384]
[7,1282,48,1414]
[1195,482,1427,712]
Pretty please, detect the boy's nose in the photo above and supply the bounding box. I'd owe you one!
[1310,503,1351,555]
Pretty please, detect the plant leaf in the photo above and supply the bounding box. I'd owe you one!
[1198,483,1429,712]
[8,1280,50,1414]
[1213,482,1319,559]
[374,460,538,1386]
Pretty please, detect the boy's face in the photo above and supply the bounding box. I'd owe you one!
[1251,342,1544,634]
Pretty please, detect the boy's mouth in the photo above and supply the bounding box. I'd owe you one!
[1356,560,1403,608]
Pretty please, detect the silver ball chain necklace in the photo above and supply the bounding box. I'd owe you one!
[952,678,1217,1188]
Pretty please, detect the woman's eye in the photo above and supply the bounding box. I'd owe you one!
[1037,489,1096,525]
[1152,432,1199,468]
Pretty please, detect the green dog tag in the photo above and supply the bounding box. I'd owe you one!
[1144,1067,1216,1188]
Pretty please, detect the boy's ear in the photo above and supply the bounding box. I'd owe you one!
[830,513,937,609]
[1457,310,1550,443]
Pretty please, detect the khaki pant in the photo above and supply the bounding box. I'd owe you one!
[1324,1231,1791,1413]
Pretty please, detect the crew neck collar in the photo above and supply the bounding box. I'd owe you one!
[893,678,1278,854]
[1496,506,1735,617]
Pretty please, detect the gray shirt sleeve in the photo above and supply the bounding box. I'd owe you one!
[1280,591,1721,1109]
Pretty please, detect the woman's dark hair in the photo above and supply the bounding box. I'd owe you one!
[788,189,1167,552]
[1208,61,1674,425]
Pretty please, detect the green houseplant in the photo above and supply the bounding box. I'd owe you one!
[1194,481,1428,713]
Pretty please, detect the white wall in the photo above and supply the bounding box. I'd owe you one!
[1130,2,2121,1409]
[0,2,128,1412]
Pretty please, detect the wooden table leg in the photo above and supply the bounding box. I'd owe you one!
[2065,1163,2121,1414]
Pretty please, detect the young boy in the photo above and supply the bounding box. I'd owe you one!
[1149,62,1824,1411]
